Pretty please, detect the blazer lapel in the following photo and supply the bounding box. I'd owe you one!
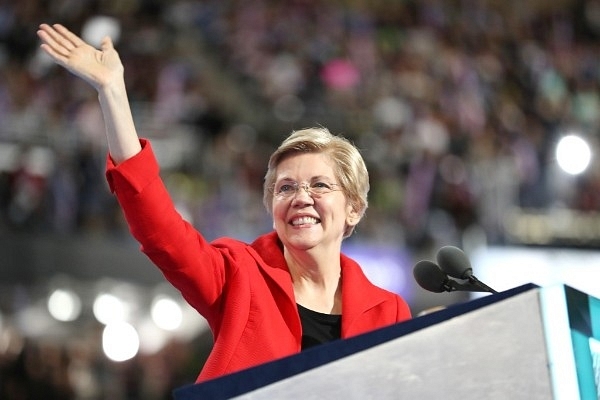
[340,254,388,337]
[248,232,301,341]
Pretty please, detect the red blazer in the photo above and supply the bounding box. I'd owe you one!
[106,140,412,382]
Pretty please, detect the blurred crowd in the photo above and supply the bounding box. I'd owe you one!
[0,327,212,400]
[1,0,599,247]
[1,0,600,398]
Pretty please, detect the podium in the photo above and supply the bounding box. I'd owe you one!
[173,284,600,400]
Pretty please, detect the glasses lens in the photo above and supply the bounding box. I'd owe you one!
[273,181,339,198]
[274,182,296,197]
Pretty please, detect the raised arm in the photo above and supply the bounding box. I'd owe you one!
[37,23,141,163]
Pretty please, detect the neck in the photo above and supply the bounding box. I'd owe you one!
[285,248,342,314]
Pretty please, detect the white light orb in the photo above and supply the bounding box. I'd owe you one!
[556,134,592,175]
[102,322,139,362]
[81,16,121,48]
[151,297,183,331]
[93,293,126,325]
[47,289,82,322]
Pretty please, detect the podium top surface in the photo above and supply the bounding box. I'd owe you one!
[174,283,538,400]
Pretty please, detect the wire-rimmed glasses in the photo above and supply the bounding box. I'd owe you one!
[270,180,342,199]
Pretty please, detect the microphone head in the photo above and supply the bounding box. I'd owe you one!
[413,260,449,293]
[436,246,472,280]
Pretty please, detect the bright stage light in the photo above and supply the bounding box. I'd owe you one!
[81,16,121,48]
[47,288,82,322]
[151,296,183,331]
[556,134,592,175]
[102,322,139,362]
[93,293,126,325]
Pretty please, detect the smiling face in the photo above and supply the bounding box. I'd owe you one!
[272,152,360,253]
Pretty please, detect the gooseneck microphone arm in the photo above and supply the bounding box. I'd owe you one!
[466,275,498,294]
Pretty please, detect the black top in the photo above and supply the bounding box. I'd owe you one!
[297,304,342,350]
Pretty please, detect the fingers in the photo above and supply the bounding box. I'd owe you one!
[53,24,87,48]
[37,23,86,58]
[37,29,67,64]
[37,25,70,60]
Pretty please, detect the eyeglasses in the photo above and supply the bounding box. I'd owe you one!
[270,180,342,199]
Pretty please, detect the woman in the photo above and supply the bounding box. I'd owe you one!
[36,23,412,383]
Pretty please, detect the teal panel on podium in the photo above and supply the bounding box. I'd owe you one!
[557,285,600,399]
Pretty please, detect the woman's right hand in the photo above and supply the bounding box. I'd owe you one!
[38,23,142,163]
[37,23,124,92]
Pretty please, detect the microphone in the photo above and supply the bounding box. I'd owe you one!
[436,246,498,294]
[413,260,483,293]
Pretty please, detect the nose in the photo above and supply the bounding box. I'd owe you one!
[298,183,312,196]
[291,183,314,204]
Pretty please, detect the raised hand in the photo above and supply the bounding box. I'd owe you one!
[37,23,141,162]
[37,23,124,92]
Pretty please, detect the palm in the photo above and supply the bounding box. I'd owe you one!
[37,24,123,90]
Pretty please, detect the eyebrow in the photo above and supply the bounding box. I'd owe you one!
[275,175,335,182]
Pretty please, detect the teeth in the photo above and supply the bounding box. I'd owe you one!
[292,216,319,226]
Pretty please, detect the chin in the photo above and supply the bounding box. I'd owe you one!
[284,232,321,250]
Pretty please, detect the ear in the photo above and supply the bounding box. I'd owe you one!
[346,207,361,227]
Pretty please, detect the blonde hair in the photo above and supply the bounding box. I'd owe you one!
[263,127,369,237]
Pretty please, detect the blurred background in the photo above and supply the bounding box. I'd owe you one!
[2,0,600,398]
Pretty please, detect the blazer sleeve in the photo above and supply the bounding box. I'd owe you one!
[105,139,231,322]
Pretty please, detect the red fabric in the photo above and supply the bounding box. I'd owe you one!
[106,139,412,382]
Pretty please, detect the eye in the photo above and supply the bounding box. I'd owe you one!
[311,181,334,193]
[276,182,296,194]
[313,181,332,189]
